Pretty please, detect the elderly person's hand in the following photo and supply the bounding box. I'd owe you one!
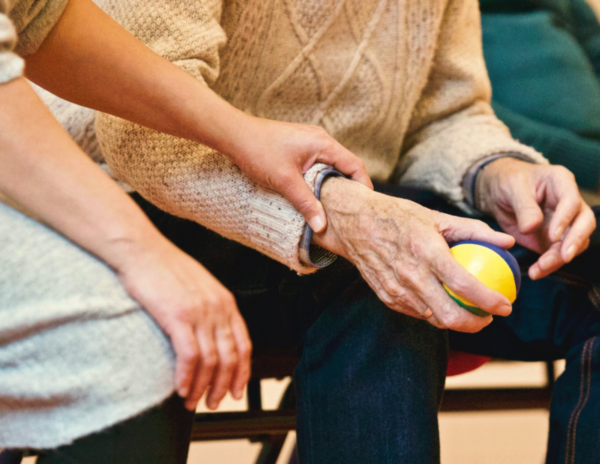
[475,158,596,280]
[312,177,515,333]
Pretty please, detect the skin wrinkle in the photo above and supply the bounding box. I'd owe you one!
[315,177,506,332]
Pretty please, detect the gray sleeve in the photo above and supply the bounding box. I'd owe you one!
[10,0,68,56]
[0,2,24,84]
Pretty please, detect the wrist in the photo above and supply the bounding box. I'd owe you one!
[198,106,256,162]
[475,157,528,214]
[311,176,373,259]
[97,221,172,275]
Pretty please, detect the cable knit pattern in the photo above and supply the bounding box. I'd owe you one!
[90,0,547,275]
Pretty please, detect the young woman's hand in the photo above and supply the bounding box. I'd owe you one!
[227,117,373,233]
[112,237,252,411]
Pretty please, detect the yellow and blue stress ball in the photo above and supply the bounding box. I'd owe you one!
[443,240,521,317]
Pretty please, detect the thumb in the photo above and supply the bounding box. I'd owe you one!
[280,177,327,233]
[512,192,544,234]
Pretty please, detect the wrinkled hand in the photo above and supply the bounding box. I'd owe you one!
[113,237,252,411]
[476,158,596,280]
[312,177,515,333]
[229,117,373,233]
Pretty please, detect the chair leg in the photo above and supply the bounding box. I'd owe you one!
[0,450,23,464]
[254,381,296,464]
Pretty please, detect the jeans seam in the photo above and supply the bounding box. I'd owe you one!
[565,338,594,464]
[554,272,600,313]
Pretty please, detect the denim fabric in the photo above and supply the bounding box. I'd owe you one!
[133,192,600,464]
[34,394,194,464]
[449,205,600,464]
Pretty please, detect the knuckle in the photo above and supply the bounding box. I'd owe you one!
[445,277,468,296]
[221,352,238,370]
[181,345,199,364]
[439,311,460,330]
[220,291,237,310]
[239,340,253,358]
[555,165,575,179]
[203,352,218,370]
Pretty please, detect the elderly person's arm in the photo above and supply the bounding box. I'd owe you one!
[314,0,593,332]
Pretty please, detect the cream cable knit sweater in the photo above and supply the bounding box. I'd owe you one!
[80,0,547,273]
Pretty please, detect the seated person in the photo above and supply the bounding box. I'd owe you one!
[46,0,599,462]
[0,0,369,461]
[480,0,600,193]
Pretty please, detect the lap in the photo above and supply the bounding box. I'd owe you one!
[0,201,175,449]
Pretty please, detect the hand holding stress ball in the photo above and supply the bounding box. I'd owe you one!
[444,240,521,317]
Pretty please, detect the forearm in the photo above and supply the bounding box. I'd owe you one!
[0,78,165,270]
[24,0,247,159]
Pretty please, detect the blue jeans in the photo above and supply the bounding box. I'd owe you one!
[134,187,600,464]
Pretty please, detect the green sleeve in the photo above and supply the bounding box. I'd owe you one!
[492,100,600,190]
[568,0,600,78]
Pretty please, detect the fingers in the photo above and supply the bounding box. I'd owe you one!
[510,182,544,234]
[431,246,512,317]
[178,293,250,411]
[314,137,373,190]
[206,325,238,410]
[560,204,596,263]
[276,174,328,233]
[529,212,594,281]
[186,326,218,410]
[229,313,252,400]
[529,241,562,280]
[548,189,582,244]
[437,214,515,249]
[420,272,494,333]
[169,323,201,399]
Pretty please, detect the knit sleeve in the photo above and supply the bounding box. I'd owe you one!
[395,0,547,210]
[492,101,600,191]
[0,2,24,84]
[569,0,600,79]
[10,0,68,56]
[94,0,324,274]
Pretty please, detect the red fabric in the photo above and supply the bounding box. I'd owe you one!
[446,350,491,376]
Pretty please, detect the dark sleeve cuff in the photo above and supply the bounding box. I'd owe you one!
[462,152,538,210]
[298,168,344,268]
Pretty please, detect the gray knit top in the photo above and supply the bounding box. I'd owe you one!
[0,0,177,449]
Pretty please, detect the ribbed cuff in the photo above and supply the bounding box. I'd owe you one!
[299,168,344,267]
[461,152,539,209]
[246,163,339,274]
[0,52,24,84]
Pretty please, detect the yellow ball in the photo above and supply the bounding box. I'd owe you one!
[443,240,521,317]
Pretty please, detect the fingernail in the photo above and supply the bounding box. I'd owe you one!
[566,245,576,262]
[554,227,564,242]
[308,215,326,233]
[178,385,189,398]
[185,401,196,411]
[539,254,558,271]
